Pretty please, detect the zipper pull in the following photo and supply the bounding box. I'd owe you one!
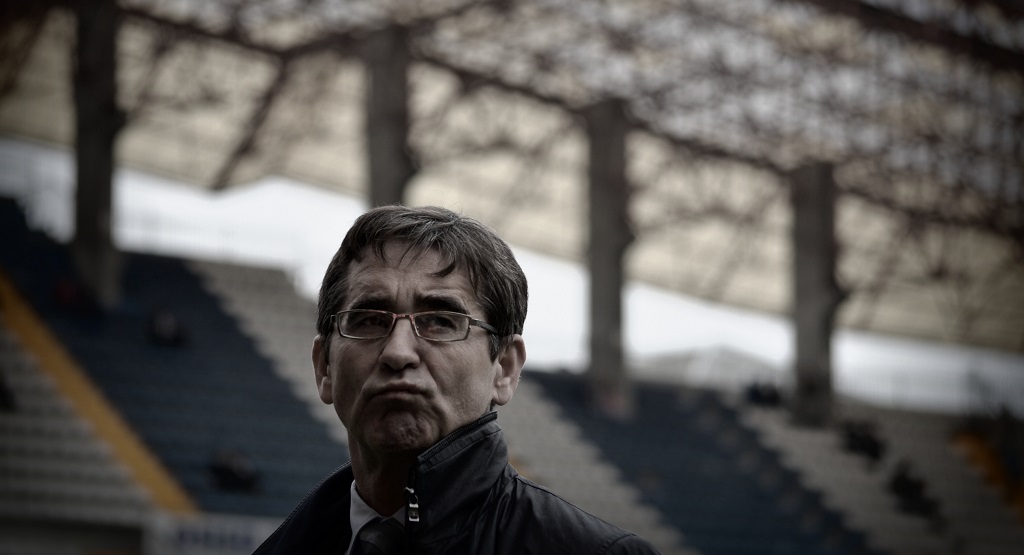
[405,487,420,523]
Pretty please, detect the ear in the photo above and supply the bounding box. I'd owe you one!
[312,334,334,405]
[491,334,526,407]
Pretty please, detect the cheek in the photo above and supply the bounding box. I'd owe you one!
[331,348,373,416]
[436,350,497,410]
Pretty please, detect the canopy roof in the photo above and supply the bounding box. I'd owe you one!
[1,0,1021,352]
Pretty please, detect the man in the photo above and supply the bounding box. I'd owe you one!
[255,205,660,554]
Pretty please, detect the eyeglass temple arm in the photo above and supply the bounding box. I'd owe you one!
[469,318,499,334]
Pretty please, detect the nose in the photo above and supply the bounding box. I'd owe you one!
[378,316,420,371]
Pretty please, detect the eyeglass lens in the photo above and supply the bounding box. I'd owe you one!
[338,310,469,341]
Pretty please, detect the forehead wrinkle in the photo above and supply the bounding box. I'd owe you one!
[343,258,479,314]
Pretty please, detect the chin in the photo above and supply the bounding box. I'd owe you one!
[368,412,438,454]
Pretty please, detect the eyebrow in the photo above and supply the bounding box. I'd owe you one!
[346,295,390,311]
[416,293,469,315]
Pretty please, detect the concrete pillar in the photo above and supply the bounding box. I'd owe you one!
[362,26,415,207]
[585,99,634,419]
[790,162,845,427]
[72,0,124,308]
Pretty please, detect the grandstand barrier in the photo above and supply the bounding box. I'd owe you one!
[145,512,280,555]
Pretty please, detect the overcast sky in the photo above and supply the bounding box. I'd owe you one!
[2,138,1022,416]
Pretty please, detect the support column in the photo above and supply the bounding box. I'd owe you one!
[585,99,634,419]
[73,0,124,309]
[362,26,415,207]
[790,162,845,427]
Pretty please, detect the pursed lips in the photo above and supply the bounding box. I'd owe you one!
[369,382,428,400]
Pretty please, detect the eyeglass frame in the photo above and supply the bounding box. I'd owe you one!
[331,309,499,342]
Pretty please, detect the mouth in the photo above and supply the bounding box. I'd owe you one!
[370,383,427,400]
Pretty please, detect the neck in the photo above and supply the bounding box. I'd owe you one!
[350,447,418,516]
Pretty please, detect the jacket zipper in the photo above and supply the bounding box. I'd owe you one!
[403,414,497,530]
[405,485,420,523]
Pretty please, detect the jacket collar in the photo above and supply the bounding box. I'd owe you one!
[252,461,354,554]
[253,412,509,554]
[406,411,510,545]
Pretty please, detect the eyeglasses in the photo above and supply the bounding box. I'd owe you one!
[333,310,498,342]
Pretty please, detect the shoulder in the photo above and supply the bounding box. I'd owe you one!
[605,533,663,555]
[253,465,354,555]
[499,474,661,554]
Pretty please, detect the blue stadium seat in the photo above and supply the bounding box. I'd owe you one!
[0,198,348,517]
[526,371,881,555]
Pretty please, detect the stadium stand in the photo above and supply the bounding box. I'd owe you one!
[527,371,882,555]
[187,259,346,445]
[744,405,947,555]
[954,416,1024,526]
[744,399,1024,555]
[846,403,1024,555]
[0,197,347,520]
[494,378,694,554]
[0,318,151,553]
[5,195,1023,555]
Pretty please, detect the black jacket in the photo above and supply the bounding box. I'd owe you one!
[254,412,661,554]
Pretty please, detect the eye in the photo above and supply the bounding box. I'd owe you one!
[416,312,461,332]
[347,311,391,332]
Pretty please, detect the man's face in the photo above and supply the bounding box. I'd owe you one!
[313,244,524,459]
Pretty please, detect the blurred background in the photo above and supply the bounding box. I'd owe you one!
[1,1,1022,554]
